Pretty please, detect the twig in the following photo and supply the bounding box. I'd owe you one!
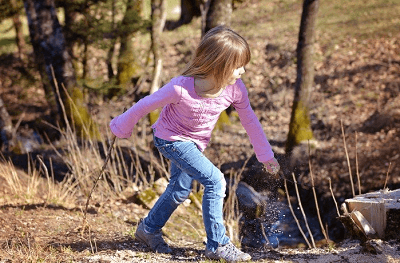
[341,120,355,197]
[284,179,312,248]
[291,173,315,248]
[355,132,361,195]
[328,178,340,217]
[308,142,329,244]
[383,162,392,189]
[83,134,117,222]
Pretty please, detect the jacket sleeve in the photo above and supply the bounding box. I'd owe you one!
[109,80,182,138]
[232,79,274,163]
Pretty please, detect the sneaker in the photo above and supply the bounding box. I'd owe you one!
[205,241,251,262]
[134,220,172,254]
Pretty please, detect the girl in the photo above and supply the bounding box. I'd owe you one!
[109,25,280,262]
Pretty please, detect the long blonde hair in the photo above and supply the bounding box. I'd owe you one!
[181,26,251,89]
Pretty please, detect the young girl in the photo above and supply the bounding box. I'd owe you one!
[110,25,280,262]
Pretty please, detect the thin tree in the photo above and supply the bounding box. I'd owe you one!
[0,97,15,151]
[149,0,166,125]
[115,0,144,95]
[11,0,26,60]
[202,0,233,129]
[0,0,27,60]
[106,0,118,80]
[24,0,99,138]
[286,0,319,153]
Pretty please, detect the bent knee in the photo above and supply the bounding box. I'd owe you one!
[172,191,190,204]
[208,173,226,198]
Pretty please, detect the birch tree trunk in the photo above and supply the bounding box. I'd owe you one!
[286,0,319,153]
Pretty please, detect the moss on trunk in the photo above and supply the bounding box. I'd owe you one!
[64,87,100,140]
[286,100,313,151]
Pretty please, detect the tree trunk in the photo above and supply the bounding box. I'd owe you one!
[24,0,99,139]
[115,0,143,96]
[204,0,232,35]
[11,0,26,60]
[63,1,79,62]
[285,0,319,154]
[0,97,15,151]
[203,0,232,128]
[106,0,118,80]
[149,0,166,125]
[165,0,201,30]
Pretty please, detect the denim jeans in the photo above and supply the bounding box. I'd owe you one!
[142,135,230,252]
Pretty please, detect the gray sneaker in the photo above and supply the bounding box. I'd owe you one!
[134,220,172,253]
[205,241,251,262]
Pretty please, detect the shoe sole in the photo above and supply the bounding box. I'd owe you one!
[205,252,252,262]
[135,230,172,253]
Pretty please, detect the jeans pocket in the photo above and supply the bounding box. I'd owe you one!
[154,136,168,147]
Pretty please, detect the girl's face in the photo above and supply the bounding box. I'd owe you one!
[227,66,246,85]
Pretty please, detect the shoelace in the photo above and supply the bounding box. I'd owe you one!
[220,242,242,260]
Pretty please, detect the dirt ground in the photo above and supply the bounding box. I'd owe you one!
[1,6,400,262]
[1,200,400,262]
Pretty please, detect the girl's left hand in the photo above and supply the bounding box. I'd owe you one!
[263,157,280,175]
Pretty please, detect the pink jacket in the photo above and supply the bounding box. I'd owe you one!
[110,76,274,162]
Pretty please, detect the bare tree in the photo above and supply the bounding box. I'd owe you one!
[286,0,319,153]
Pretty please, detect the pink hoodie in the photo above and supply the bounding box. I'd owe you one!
[109,76,274,162]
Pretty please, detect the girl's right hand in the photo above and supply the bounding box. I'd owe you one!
[263,157,280,175]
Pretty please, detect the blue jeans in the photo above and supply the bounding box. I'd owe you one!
[142,135,230,252]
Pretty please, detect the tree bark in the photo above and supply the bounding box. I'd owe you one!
[24,0,99,139]
[114,0,143,96]
[285,0,319,153]
[63,1,79,62]
[149,0,166,125]
[204,0,232,35]
[203,0,232,128]
[106,0,118,80]
[165,0,201,30]
[0,97,15,151]
[11,0,26,60]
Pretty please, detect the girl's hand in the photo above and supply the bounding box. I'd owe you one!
[263,157,280,175]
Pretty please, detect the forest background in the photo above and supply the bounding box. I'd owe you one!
[0,0,400,262]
